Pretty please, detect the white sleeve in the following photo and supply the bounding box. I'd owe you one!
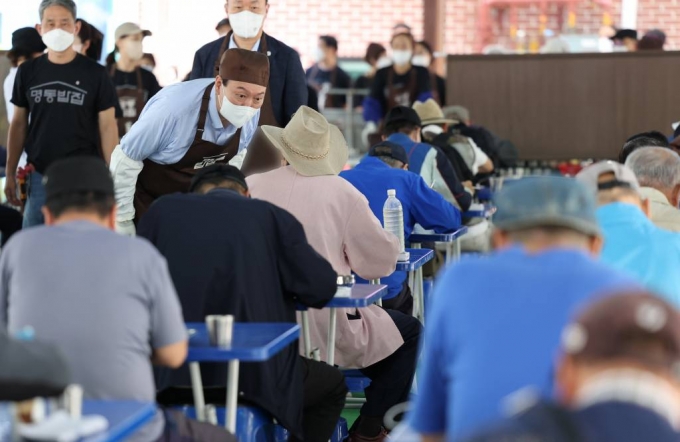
[228,148,248,170]
[110,145,144,223]
[469,138,490,175]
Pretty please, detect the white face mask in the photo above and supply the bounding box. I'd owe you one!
[376,56,392,70]
[411,55,431,67]
[229,11,265,39]
[219,89,259,128]
[122,40,144,61]
[392,50,413,66]
[314,47,325,63]
[72,43,83,54]
[140,65,154,72]
[42,29,75,53]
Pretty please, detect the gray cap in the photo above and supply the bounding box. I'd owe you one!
[576,161,640,194]
[492,176,601,237]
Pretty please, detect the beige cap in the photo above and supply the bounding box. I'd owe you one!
[576,160,640,194]
[115,23,151,41]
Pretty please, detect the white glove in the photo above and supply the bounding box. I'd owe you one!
[116,220,136,236]
[361,121,378,149]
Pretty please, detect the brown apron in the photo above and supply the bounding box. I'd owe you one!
[110,65,145,137]
[215,32,279,127]
[386,67,418,109]
[133,85,242,222]
[430,71,441,105]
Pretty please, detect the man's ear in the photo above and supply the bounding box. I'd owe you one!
[641,198,652,218]
[672,184,680,207]
[588,235,604,257]
[42,206,54,225]
[74,20,82,35]
[491,229,510,250]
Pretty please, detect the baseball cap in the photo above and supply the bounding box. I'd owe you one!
[368,141,409,165]
[43,157,114,200]
[384,106,422,128]
[114,23,151,41]
[576,161,640,194]
[10,27,46,54]
[492,176,601,237]
[219,48,270,88]
[561,292,680,375]
[611,29,638,41]
[189,164,248,193]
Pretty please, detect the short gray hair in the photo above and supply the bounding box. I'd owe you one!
[39,0,77,21]
[625,147,680,191]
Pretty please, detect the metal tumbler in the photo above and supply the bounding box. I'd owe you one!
[205,315,234,347]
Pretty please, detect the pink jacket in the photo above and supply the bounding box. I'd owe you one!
[247,166,403,368]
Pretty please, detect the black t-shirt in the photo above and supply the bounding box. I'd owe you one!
[369,65,431,115]
[12,54,118,174]
[434,74,446,106]
[353,74,374,108]
[305,64,351,108]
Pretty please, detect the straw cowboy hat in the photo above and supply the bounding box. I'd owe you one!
[261,106,348,177]
[412,98,458,126]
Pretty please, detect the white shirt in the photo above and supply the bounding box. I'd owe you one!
[4,67,16,122]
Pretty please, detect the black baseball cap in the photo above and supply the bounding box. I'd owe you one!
[384,106,422,127]
[368,141,409,165]
[189,164,248,193]
[10,27,46,54]
[611,29,638,41]
[43,157,114,200]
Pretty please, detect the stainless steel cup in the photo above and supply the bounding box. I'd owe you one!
[205,315,234,347]
[63,384,83,418]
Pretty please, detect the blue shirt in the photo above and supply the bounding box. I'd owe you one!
[408,247,636,440]
[598,202,680,307]
[120,78,260,164]
[340,156,461,299]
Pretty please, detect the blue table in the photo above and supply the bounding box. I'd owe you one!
[298,284,388,365]
[410,226,469,264]
[185,322,299,433]
[82,401,156,442]
[395,249,434,272]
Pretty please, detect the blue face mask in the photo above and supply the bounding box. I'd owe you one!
[114,51,121,63]
[140,65,154,72]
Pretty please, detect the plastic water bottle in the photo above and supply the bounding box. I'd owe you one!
[383,189,410,262]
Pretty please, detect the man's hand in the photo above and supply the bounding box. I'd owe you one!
[116,220,136,236]
[4,176,20,207]
[462,180,475,192]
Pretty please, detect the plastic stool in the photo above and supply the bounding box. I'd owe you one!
[342,369,371,393]
[176,405,280,442]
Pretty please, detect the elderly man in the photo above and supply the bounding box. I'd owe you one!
[577,161,680,307]
[138,165,347,442]
[190,0,307,126]
[248,107,421,442]
[0,157,232,441]
[5,0,118,227]
[625,147,680,232]
[110,48,269,234]
[407,176,636,440]
[465,292,680,442]
[340,141,461,314]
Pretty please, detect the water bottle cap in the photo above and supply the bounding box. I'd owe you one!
[387,189,396,197]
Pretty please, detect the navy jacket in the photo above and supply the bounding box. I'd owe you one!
[340,156,461,299]
[189,33,308,126]
[138,189,336,439]
[466,401,680,442]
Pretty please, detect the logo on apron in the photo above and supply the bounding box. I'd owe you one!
[194,153,228,169]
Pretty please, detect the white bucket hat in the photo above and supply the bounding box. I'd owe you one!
[261,106,348,177]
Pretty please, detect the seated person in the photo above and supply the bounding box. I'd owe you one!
[383,106,472,212]
[414,99,494,181]
[0,157,230,442]
[466,292,680,442]
[577,161,680,307]
[248,107,422,441]
[138,165,347,442]
[625,147,680,232]
[618,130,670,163]
[340,141,461,314]
[0,329,70,401]
[443,105,507,169]
[407,176,636,440]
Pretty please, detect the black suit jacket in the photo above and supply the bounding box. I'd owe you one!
[138,189,336,439]
[189,33,308,126]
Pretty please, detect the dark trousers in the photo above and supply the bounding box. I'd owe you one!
[354,309,421,434]
[294,358,348,442]
[157,357,347,442]
[0,205,22,247]
[158,409,237,442]
[382,282,413,316]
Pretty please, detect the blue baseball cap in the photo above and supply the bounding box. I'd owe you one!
[368,141,409,165]
[492,176,601,237]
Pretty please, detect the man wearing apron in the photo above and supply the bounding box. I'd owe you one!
[110,48,270,235]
